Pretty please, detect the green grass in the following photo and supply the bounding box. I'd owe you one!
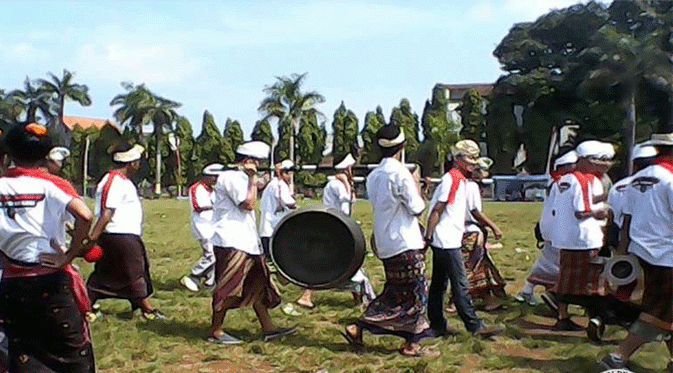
[75,199,670,372]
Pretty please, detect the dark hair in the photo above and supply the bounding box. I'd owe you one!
[376,125,405,158]
[633,156,655,171]
[3,123,52,162]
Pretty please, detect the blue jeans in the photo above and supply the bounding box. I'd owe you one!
[428,246,482,333]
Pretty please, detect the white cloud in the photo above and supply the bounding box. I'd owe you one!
[75,42,201,85]
[503,0,594,22]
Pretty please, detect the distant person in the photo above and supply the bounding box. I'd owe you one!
[208,141,295,345]
[259,159,297,258]
[515,150,577,307]
[180,164,222,292]
[0,123,95,372]
[425,139,503,338]
[296,154,376,309]
[86,143,165,321]
[342,125,432,357]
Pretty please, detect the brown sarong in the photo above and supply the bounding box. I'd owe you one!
[86,233,154,300]
[461,232,506,299]
[637,259,673,332]
[555,249,605,297]
[212,247,281,312]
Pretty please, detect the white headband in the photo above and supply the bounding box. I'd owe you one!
[377,131,405,148]
[113,144,144,163]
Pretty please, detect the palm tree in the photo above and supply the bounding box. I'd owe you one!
[7,77,53,124]
[110,83,181,195]
[258,73,325,165]
[37,69,91,134]
[0,89,24,130]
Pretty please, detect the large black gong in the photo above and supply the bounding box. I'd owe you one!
[270,206,366,289]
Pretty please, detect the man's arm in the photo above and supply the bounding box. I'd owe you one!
[615,214,631,255]
[88,208,114,242]
[239,172,258,211]
[469,209,502,240]
[424,201,446,244]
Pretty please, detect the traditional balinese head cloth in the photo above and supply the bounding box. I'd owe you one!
[236,141,270,160]
[335,154,356,170]
[376,125,405,148]
[3,123,52,162]
[575,140,614,160]
[632,144,657,160]
[451,139,480,163]
[113,144,145,163]
[202,163,225,176]
[278,159,294,171]
[47,147,70,162]
[554,150,578,169]
[475,157,493,170]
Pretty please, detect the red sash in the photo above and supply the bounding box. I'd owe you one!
[446,168,466,204]
[572,171,596,212]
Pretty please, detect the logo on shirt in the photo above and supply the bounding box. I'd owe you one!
[0,194,45,219]
[630,177,659,193]
[558,182,571,193]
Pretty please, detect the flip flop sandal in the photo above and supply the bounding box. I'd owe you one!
[295,301,316,310]
[339,328,364,351]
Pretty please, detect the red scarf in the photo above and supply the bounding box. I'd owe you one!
[655,156,673,174]
[446,168,467,204]
[572,171,596,213]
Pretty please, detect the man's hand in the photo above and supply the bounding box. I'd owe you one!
[39,239,70,269]
[492,227,503,240]
[242,159,258,176]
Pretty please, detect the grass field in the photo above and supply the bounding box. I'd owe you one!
[76,199,670,373]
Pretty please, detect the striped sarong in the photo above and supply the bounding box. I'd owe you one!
[556,249,605,297]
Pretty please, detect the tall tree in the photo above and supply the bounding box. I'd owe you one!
[0,89,23,130]
[296,112,326,165]
[170,116,195,192]
[390,98,420,161]
[331,102,359,163]
[8,77,53,124]
[223,118,245,161]
[458,89,487,143]
[37,69,91,137]
[194,110,226,174]
[110,83,181,195]
[258,73,325,165]
[360,106,386,164]
[250,118,275,146]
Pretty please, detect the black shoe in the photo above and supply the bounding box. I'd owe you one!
[473,324,504,339]
[430,326,460,338]
[540,291,559,318]
[586,317,605,344]
[552,318,583,332]
[262,327,297,341]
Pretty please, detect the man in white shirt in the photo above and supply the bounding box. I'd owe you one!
[550,140,613,331]
[180,164,222,292]
[208,141,295,345]
[259,159,297,258]
[342,125,431,357]
[601,133,673,371]
[425,139,502,338]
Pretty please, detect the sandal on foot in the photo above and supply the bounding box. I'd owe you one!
[340,327,364,350]
[295,300,315,310]
[262,327,297,341]
[208,332,243,345]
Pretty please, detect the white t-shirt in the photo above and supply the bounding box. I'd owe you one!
[550,172,604,250]
[212,170,261,255]
[259,177,295,237]
[623,162,673,267]
[0,168,77,263]
[366,157,425,259]
[607,175,632,228]
[323,178,353,215]
[95,171,143,236]
[465,181,482,233]
[189,181,214,240]
[539,182,560,242]
[428,169,468,249]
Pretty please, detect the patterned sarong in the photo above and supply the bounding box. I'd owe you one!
[212,246,281,312]
[357,249,430,343]
[556,249,605,297]
[461,232,506,299]
[637,259,673,332]
[0,271,95,372]
[86,233,154,300]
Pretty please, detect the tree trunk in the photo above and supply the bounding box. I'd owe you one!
[624,84,636,176]
[155,132,162,196]
[83,136,90,198]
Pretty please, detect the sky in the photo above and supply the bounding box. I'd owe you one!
[0,0,594,137]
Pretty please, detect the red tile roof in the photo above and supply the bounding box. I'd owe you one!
[437,83,494,98]
[63,116,119,132]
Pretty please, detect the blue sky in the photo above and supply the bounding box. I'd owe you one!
[0,0,592,136]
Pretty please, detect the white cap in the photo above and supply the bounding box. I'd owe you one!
[278,160,294,170]
[236,141,270,159]
[644,132,673,146]
[632,144,657,160]
[47,147,70,162]
[576,140,614,160]
[202,163,225,176]
[113,144,144,163]
[554,150,578,169]
[451,139,480,161]
[335,154,356,169]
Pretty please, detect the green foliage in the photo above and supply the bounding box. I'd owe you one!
[274,118,293,162]
[360,106,386,164]
[458,89,487,142]
[60,124,99,191]
[193,110,227,174]
[390,98,420,160]
[331,102,359,163]
[296,112,326,165]
[37,69,91,140]
[250,118,275,146]
[419,85,461,175]
[295,171,328,188]
[222,118,245,163]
